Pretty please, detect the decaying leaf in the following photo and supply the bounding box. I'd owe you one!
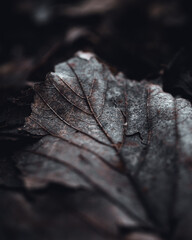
[16,52,192,239]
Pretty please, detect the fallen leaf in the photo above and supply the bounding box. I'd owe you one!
[17,52,192,239]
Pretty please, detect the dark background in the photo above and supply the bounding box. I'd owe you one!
[1,0,192,90]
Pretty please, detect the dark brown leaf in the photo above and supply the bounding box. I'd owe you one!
[16,52,192,239]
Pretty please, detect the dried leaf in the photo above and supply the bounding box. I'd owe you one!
[17,52,192,239]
